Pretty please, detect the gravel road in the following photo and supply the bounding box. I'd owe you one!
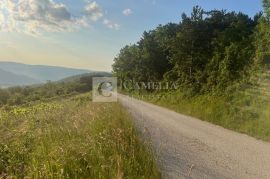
[118,94,270,179]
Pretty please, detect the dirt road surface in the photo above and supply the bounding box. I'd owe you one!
[118,94,270,179]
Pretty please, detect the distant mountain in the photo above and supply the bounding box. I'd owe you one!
[0,62,92,82]
[60,72,112,83]
[0,62,93,87]
[0,68,41,87]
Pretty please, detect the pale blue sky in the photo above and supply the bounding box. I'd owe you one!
[0,0,262,71]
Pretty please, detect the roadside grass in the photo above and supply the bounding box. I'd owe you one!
[125,74,270,142]
[0,93,160,178]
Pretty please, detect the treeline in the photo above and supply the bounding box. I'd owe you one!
[0,73,111,106]
[113,1,270,94]
[0,82,85,106]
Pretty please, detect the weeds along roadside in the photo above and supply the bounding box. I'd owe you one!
[121,77,270,142]
[0,92,161,178]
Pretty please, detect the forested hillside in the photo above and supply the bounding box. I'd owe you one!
[0,72,111,106]
[113,1,270,141]
[0,62,91,85]
[113,2,270,94]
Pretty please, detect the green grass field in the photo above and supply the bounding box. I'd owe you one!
[0,93,160,178]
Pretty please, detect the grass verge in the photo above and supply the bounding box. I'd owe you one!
[124,83,270,142]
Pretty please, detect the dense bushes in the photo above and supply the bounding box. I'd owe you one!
[0,74,99,106]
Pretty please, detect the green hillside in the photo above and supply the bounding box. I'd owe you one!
[0,62,92,87]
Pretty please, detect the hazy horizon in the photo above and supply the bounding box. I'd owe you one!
[0,60,102,71]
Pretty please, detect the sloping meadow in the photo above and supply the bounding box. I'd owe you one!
[0,93,160,178]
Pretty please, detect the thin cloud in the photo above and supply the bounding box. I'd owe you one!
[103,19,120,30]
[0,0,120,34]
[0,0,87,34]
[84,1,103,21]
[123,8,133,16]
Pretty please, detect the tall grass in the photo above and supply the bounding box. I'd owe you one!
[126,78,270,142]
[0,93,160,178]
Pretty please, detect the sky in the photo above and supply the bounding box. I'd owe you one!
[0,0,263,72]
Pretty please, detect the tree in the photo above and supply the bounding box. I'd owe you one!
[112,45,141,81]
[138,27,175,81]
[205,12,255,89]
[254,1,270,65]
[0,89,10,105]
[254,20,270,65]
[113,23,178,82]
[263,0,270,20]
[169,6,212,91]
[112,6,259,94]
